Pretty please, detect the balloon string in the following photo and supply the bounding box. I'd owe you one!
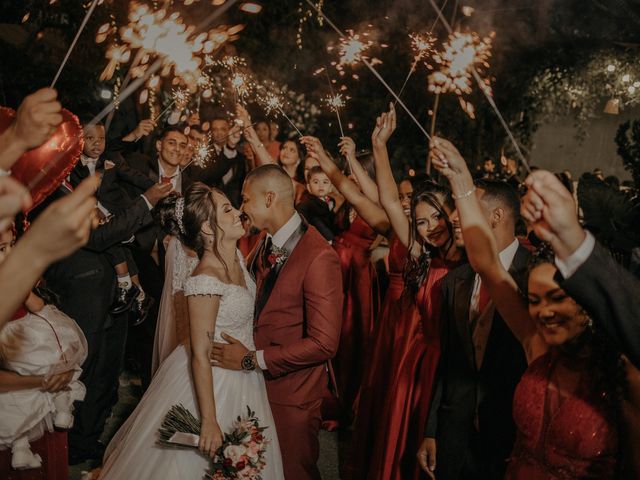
[51,0,100,89]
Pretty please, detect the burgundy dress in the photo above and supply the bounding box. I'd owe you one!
[506,350,618,479]
[348,236,416,477]
[332,215,380,420]
[370,256,454,480]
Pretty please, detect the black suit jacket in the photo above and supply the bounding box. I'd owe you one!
[96,153,155,214]
[45,196,154,334]
[190,146,246,207]
[557,241,640,368]
[124,152,194,254]
[296,194,335,242]
[425,244,530,479]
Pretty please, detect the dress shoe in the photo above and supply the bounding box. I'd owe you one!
[129,294,155,326]
[110,284,140,315]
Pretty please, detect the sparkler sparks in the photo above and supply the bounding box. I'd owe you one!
[328,28,383,77]
[428,31,494,118]
[322,93,346,111]
[191,134,213,168]
[409,31,436,66]
[99,2,239,90]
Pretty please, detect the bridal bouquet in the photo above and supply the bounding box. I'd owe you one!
[158,405,269,480]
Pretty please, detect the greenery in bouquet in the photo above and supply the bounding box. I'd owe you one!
[208,406,269,480]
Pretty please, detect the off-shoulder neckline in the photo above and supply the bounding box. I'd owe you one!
[186,273,248,291]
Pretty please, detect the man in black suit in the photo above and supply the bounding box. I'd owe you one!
[192,114,245,206]
[521,170,640,368]
[44,181,171,464]
[419,180,529,480]
[124,126,195,387]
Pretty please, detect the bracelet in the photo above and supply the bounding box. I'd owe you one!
[452,186,476,200]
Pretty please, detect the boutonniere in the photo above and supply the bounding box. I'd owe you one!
[267,245,288,268]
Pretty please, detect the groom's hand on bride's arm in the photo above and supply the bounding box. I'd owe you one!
[210,332,248,370]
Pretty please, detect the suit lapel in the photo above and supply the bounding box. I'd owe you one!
[148,158,160,183]
[453,266,476,369]
[254,222,308,323]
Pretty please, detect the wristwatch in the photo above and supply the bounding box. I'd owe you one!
[241,351,257,371]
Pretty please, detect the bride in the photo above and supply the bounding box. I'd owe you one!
[100,183,284,479]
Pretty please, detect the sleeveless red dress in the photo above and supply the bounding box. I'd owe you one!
[370,256,454,480]
[348,236,417,477]
[506,350,618,479]
[0,307,69,480]
[332,215,380,420]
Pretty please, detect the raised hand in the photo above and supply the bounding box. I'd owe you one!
[235,104,252,129]
[521,170,585,259]
[338,137,356,160]
[0,176,32,231]
[300,136,327,162]
[371,103,397,148]
[429,137,469,179]
[127,118,156,141]
[10,88,63,153]
[143,182,173,206]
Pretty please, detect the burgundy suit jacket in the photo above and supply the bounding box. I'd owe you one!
[250,226,343,406]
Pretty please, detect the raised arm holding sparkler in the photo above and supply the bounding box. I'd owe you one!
[338,137,380,205]
[372,103,420,258]
[235,105,274,167]
[301,136,390,235]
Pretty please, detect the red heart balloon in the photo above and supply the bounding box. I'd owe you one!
[0,107,84,212]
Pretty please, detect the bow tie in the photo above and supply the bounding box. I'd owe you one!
[80,155,98,167]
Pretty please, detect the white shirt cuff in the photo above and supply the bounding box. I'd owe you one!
[555,231,595,279]
[97,202,111,217]
[256,350,267,370]
[223,145,238,159]
[0,168,10,177]
[140,194,153,211]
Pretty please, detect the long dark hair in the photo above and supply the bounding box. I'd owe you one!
[403,181,455,297]
[528,245,627,422]
[154,182,231,279]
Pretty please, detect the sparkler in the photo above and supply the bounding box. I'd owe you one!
[182,134,214,170]
[322,93,346,137]
[426,0,530,172]
[27,0,240,194]
[394,29,438,106]
[305,0,432,141]
[259,93,303,137]
[51,0,101,88]
[328,28,384,79]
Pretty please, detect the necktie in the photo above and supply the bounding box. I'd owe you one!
[477,281,491,314]
[262,237,273,270]
[160,175,175,184]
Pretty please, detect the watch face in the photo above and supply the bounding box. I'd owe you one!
[242,354,255,371]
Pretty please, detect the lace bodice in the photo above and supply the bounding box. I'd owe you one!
[183,251,256,350]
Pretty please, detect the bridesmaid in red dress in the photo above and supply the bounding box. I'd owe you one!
[302,136,388,423]
[366,106,463,480]
[431,137,640,480]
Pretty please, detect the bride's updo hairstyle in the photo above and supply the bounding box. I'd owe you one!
[154,182,228,267]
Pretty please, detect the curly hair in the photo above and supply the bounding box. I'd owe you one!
[403,181,455,297]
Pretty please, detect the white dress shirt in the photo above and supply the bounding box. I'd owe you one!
[554,231,596,279]
[255,212,303,370]
[158,160,182,193]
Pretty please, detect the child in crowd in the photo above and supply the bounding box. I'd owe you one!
[69,120,156,322]
[296,166,336,242]
[0,228,87,470]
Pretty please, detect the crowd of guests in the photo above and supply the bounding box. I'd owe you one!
[0,87,638,480]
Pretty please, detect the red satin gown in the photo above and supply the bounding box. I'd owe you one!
[0,307,69,480]
[370,256,454,480]
[347,236,416,477]
[506,349,618,479]
[332,215,380,421]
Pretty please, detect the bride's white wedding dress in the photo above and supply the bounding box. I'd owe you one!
[100,251,284,480]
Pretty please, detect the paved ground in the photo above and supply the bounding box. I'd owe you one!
[70,369,344,479]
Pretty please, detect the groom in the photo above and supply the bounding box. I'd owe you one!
[211,164,343,479]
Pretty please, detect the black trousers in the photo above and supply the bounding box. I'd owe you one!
[69,316,128,456]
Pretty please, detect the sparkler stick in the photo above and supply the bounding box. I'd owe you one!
[51,0,100,88]
[279,108,303,137]
[304,0,431,141]
[426,0,531,173]
[155,100,176,121]
[394,2,446,106]
[27,0,240,192]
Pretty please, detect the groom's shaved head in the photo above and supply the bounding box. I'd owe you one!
[245,164,294,203]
